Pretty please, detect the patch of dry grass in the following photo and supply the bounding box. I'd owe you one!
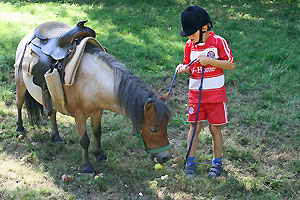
[0,152,72,199]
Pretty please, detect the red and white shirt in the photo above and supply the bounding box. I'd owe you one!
[183,31,235,103]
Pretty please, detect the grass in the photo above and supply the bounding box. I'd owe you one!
[0,0,300,199]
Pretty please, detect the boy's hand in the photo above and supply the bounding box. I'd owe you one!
[176,64,190,74]
[197,56,212,66]
[197,56,235,70]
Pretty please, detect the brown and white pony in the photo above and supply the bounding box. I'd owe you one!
[15,34,172,173]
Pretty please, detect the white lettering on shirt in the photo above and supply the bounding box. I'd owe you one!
[191,67,216,74]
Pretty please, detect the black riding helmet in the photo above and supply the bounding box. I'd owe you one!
[180,6,213,44]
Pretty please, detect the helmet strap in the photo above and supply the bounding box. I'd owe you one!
[194,30,206,46]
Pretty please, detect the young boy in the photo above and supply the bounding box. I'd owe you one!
[176,6,235,177]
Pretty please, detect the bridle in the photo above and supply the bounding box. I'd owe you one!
[135,98,172,154]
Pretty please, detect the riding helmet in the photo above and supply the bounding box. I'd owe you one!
[180,6,213,37]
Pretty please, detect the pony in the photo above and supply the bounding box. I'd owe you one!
[14,28,172,173]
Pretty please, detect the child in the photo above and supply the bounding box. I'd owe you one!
[176,6,235,177]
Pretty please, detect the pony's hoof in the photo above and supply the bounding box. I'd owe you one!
[16,126,25,133]
[51,135,63,143]
[82,164,94,173]
[41,119,47,126]
[41,114,48,126]
[94,152,107,162]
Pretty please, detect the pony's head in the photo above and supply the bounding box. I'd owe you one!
[136,93,172,164]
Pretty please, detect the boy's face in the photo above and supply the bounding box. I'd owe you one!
[187,25,208,43]
[187,30,200,43]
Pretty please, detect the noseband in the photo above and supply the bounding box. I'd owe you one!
[135,132,172,154]
[135,98,172,154]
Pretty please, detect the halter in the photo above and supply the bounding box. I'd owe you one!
[135,132,172,154]
[135,98,172,154]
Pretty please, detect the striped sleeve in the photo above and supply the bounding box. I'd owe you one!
[214,35,235,63]
[183,40,192,65]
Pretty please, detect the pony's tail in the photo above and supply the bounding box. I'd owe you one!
[24,91,43,127]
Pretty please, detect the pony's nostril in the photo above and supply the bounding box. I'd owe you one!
[151,151,171,163]
[160,155,171,163]
[150,154,155,162]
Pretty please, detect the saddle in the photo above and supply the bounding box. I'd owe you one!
[20,20,105,115]
[28,20,96,87]
[33,20,95,60]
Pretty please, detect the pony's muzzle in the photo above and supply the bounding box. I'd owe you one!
[150,149,172,164]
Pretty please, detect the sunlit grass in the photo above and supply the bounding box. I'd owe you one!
[0,152,73,199]
[0,2,87,26]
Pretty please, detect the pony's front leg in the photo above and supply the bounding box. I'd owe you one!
[75,112,94,173]
[91,110,107,162]
[49,111,63,142]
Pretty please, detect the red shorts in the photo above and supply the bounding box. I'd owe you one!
[187,102,228,125]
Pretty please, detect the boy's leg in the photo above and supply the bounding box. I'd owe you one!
[208,125,223,177]
[209,125,223,159]
[206,102,227,177]
[187,122,202,157]
[185,122,202,176]
[185,103,206,176]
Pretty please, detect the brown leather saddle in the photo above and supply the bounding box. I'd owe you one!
[27,20,96,89]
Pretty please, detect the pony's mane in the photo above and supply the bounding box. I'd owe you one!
[85,44,171,131]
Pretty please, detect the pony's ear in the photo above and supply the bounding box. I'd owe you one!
[160,92,169,103]
[144,100,154,113]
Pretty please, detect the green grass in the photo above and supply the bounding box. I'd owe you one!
[0,0,300,199]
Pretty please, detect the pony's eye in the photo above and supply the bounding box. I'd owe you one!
[149,127,158,133]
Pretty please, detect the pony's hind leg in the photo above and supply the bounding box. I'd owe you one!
[49,111,63,142]
[16,96,25,133]
[75,112,94,173]
[90,110,107,162]
[15,68,26,133]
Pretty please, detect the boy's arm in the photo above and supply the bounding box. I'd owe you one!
[176,40,193,74]
[197,56,235,70]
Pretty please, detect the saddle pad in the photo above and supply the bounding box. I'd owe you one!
[23,71,43,105]
[64,37,103,85]
[22,46,39,74]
